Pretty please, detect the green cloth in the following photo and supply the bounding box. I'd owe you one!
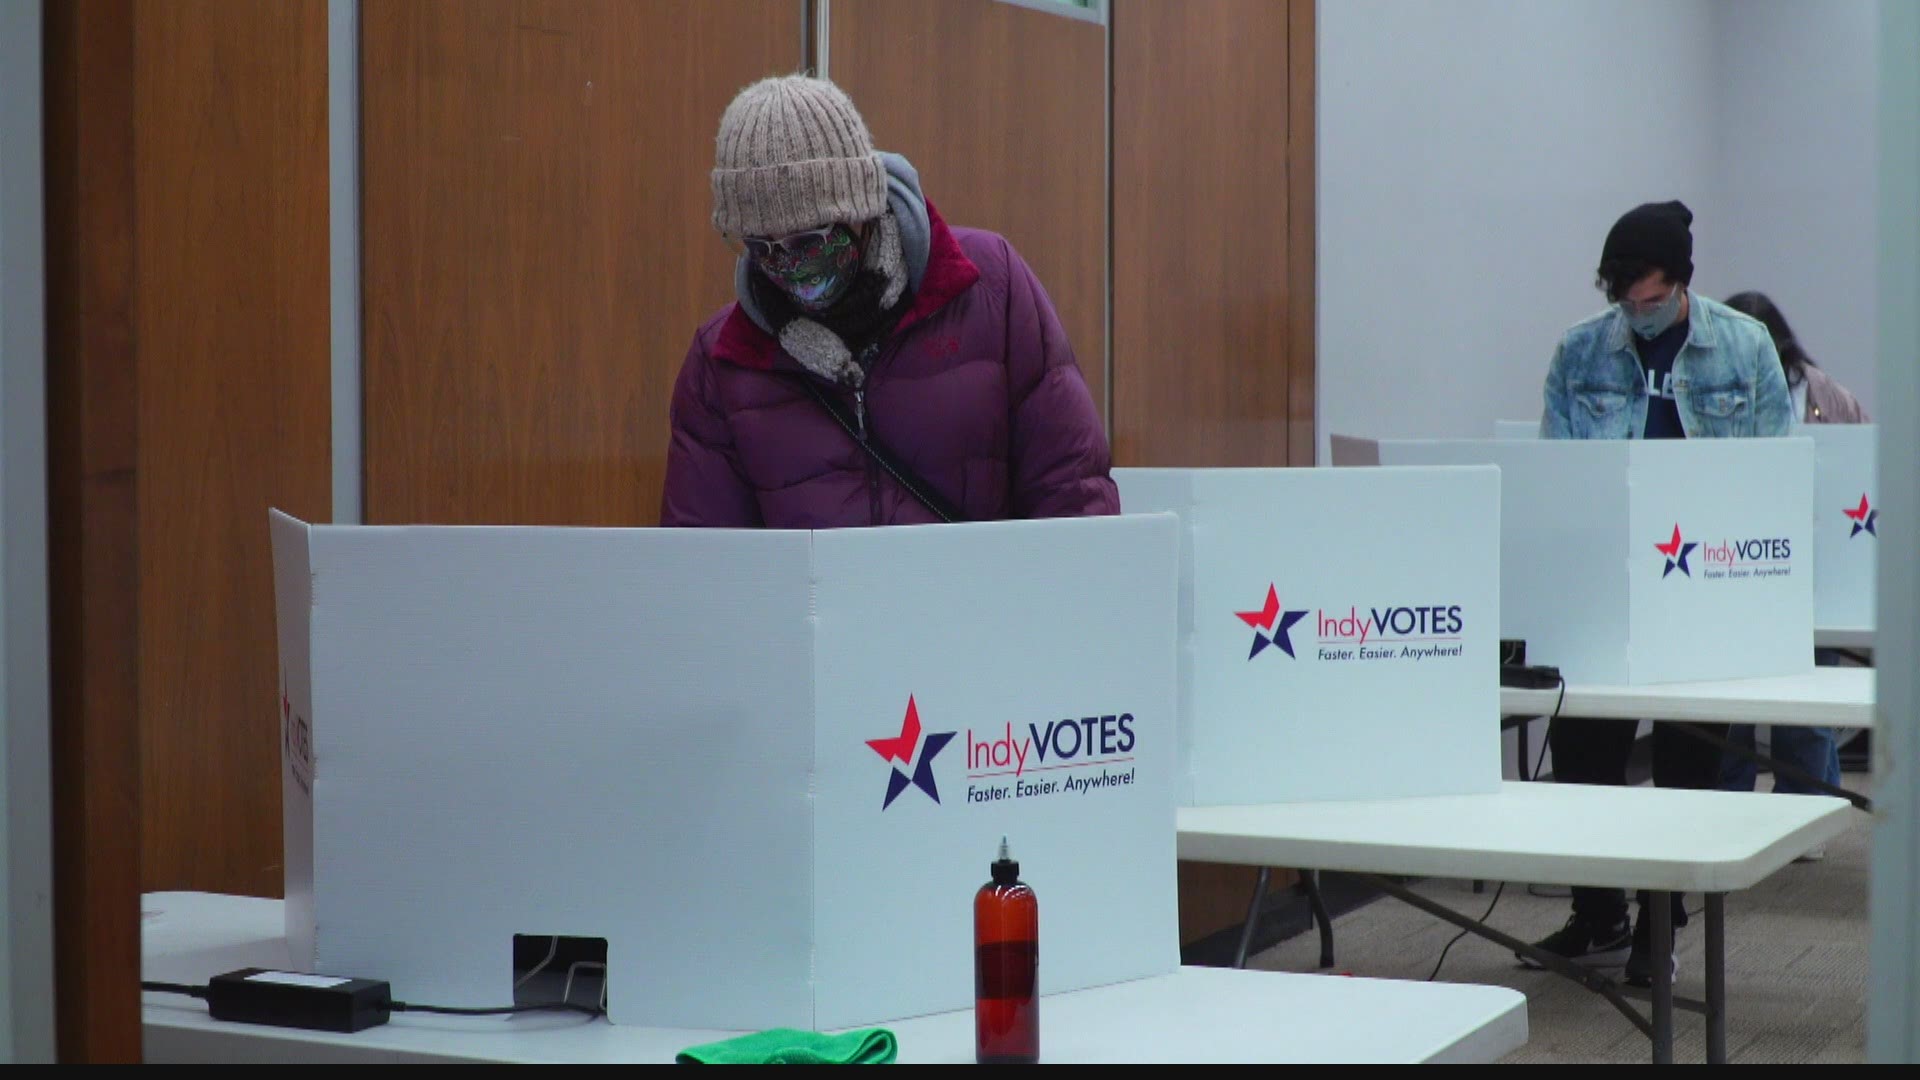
[675,1027,898,1065]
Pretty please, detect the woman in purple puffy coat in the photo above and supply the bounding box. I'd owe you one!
[660,76,1116,529]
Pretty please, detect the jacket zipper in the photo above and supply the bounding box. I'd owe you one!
[854,385,880,524]
[855,343,883,525]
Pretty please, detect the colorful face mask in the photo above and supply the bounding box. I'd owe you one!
[748,224,863,311]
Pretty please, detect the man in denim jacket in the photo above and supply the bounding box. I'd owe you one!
[1522,201,1791,987]
[1542,201,1792,440]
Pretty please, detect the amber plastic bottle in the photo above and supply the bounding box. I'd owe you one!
[974,836,1039,1064]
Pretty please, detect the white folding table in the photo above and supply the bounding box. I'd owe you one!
[1500,667,1875,730]
[141,892,1528,1064]
[1500,667,1876,808]
[1814,627,1874,651]
[1179,782,1849,1064]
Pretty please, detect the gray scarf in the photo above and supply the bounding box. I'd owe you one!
[733,152,932,386]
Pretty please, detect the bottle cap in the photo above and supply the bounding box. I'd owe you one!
[991,835,1020,885]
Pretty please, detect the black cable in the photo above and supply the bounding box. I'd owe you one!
[1438,676,1571,957]
[142,981,207,999]
[1526,678,1573,899]
[1428,882,1507,981]
[1530,676,1565,781]
[139,980,604,1019]
[391,1000,604,1018]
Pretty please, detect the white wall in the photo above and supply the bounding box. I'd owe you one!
[1317,0,1881,455]
[1708,0,1880,417]
[1,0,55,1063]
[1317,0,1721,457]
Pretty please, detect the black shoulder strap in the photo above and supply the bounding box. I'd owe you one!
[789,375,967,524]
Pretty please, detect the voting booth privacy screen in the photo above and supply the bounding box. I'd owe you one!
[1116,467,1502,806]
[1495,419,1877,635]
[271,511,1181,1031]
[1333,437,1815,685]
[1807,424,1878,632]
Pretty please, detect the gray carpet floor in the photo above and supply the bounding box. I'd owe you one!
[1246,778,1871,1064]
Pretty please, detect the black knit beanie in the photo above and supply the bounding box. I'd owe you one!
[1600,200,1694,287]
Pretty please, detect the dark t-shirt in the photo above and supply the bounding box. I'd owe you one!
[1636,318,1689,439]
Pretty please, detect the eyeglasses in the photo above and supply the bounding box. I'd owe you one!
[740,225,844,262]
[1619,284,1679,316]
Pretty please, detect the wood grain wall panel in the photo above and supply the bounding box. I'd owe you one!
[1111,0,1307,467]
[1178,862,1299,947]
[133,0,333,900]
[44,0,142,1060]
[1286,0,1316,468]
[830,0,1109,422]
[362,0,803,526]
[1112,0,1317,950]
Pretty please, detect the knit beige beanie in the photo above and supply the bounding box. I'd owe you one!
[711,76,889,238]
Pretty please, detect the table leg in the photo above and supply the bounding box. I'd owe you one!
[1670,721,1870,811]
[1650,890,1674,1065]
[1481,716,1533,897]
[1233,867,1270,970]
[1303,870,1336,968]
[1706,893,1726,1064]
[1355,872,1659,1040]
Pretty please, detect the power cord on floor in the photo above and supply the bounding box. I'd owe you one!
[1526,678,1574,900]
[1427,882,1507,981]
[1432,677,1566,980]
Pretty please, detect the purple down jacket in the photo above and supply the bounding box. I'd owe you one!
[659,202,1117,528]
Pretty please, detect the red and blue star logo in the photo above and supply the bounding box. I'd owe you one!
[1844,494,1878,538]
[1235,584,1310,660]
[1655,524,1698,578]
[866,696,956,810]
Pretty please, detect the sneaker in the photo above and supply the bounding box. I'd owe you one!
[1623,913,1680,988]
[1516,915,1631,969]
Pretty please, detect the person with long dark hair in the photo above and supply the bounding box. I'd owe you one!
[1723,291,1869,424]
[1718,292,1867,856]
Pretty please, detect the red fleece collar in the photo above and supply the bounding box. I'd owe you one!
[710,201,982,370]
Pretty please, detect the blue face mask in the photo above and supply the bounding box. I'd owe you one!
[1624,287,1684,340]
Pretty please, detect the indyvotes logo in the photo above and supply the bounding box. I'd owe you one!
[1655,524,1698,577]
[1235,584,1309,660]
[1844,494,1878,538]
[1654,522,1793,581]
[866,695,1142,811]
[865,696,956,810]
[1234,584,1467,665]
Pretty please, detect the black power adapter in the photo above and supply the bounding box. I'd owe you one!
[207,968,393,1033]
[1500,663,1563,690]
[1499,638,1563,689]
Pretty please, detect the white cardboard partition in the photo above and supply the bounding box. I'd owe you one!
[1808,424,1879,633]
[1330,437,1815,685]
[1494,419,1878,635]
[269,512,1180,1031]
[1116,468,1501,806]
